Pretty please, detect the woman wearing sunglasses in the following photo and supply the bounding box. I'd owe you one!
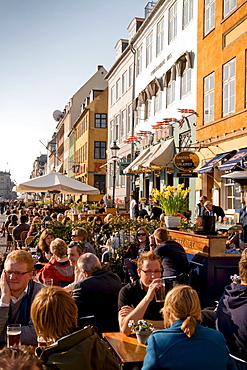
[124,227,150,283]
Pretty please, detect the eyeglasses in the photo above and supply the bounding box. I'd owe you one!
[141,269,162,276]
[5,270,30,276]
[71,234,78,237]
[137,233,146,237]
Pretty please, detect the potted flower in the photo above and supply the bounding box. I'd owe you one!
[128,320,154,344]
[152,184,191,228]
[230,274,241,284]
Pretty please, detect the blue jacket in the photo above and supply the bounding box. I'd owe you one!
[216,283,247,361]
[142,320,237,370]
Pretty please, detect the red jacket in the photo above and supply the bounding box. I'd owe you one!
[36,258,74,287]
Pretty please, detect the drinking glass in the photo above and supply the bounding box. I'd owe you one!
[7,324,21,347]
[44,278,53,286]
[155,279,166,302]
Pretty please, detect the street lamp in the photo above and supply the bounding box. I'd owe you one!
[110,141,120,207]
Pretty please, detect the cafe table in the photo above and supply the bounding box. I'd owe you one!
[102,321,164,369]
[102,332,146,369]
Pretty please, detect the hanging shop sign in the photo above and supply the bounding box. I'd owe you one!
[119,162,131,175]
[174,151,200,172]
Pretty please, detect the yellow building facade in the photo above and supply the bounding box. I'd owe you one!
[196,0,247,214]
[73,88,108,203]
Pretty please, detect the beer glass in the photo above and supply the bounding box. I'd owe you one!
[7,324,21,347]
[44,278,53,286]
[155,279,166,302]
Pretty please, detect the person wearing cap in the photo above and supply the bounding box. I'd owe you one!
[142,285,237,370]
[71,227,96,254]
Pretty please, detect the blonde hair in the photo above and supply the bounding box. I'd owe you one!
[163,285,201,338]
[31,286,78,342]
[50,238,67,258]
[137,251,161,269]
[5,250,34,272]
[154,227,168,242]
[72,227,88,241]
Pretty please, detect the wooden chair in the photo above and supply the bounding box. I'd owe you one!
[25,236,34,249]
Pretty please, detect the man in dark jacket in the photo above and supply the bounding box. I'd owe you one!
[215,251,247,363]
[203,201,225,220]
[153,227,189,277]
[72,253,122,336]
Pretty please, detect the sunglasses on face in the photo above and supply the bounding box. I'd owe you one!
[137,233,146,237]
[71,234,78,237]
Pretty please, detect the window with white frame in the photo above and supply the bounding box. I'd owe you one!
[129,64,133,88]
[116,79,121,100]
[224,178,242,210]
[121,109,126,138]
[122,71,127,94]
[168,2,177,44]
[119,114,124,138]
[155,91,162,114]
[115,115,120,141]
[146,31,153,66]
[110,120,114,143]
[110,86,115,106]
[204,0,215,36]
[183,0,193,28]
[156,18,164,56]
[204,72,214,124]
[181,68,191,97]
[223,58,236,116]
[136,45,143,76]
[127,104,132,134]
[167,80,175,106]
[224,0,236,17]
[144,100,152,120]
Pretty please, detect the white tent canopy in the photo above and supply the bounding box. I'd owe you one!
[15,172,100,195]
[221,171,247,180]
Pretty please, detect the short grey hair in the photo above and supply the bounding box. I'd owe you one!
[204,201,212,207]
[77,253,101,275]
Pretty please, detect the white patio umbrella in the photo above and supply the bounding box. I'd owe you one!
[15,172,100,195]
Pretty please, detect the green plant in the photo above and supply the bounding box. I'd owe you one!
[89,203,98,210]
[152,184,191,216]
[76,203,83,211]
[128,320,154,332]
[179,219,198,232]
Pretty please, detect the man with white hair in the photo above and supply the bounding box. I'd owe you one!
[72,253,122,335]
[203,201,225,220]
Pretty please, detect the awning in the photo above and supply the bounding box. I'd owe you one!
[221,171,247,180]
[198,151,235,174]
[218,148,247,171]
[140,144,161,169]
[123,147,150,174]
[142,138,174,168]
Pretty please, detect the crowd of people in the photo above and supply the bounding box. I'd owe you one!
[0,199,246,369]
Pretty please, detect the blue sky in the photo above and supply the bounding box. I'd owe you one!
[0,0,147,184]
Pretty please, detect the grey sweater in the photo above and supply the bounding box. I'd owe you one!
[0,280,44,345]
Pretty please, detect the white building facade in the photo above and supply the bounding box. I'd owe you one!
[106,0,198,212]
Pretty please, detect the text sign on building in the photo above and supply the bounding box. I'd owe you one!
[176,172,198,178]
[174,151,200,172]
